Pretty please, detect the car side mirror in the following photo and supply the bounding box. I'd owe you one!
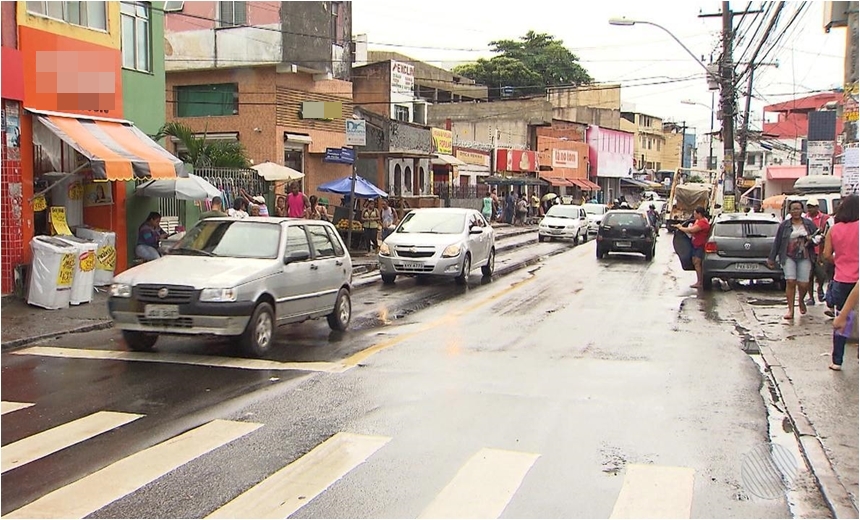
[470,226,483,234]
[284,250,310,264]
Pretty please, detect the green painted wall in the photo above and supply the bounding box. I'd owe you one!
[122,2,166,261]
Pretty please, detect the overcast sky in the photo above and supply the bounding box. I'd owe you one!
[353,0,847,138]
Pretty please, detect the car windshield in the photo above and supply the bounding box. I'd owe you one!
[604,213,647,227]
[583,204,606,216]
[714,221,779,238]
[545,206,581,219]
[397,212,466,234]
[172,221,282,259]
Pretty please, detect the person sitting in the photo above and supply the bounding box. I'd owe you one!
[135,211,167,262]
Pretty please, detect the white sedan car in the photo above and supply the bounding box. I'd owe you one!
[538,204,590,244]
[377,208,495,285]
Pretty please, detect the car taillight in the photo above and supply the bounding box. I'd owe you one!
[705,241,718,253]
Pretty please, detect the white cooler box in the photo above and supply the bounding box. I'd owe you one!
[54,236,97,305]
[28,236,77,310]
[74,227,117,286]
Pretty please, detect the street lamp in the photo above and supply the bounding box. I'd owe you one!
[681,98,716,171]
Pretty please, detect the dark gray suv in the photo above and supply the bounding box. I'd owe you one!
[701,213,784,290]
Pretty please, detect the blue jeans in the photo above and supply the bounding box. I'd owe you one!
[831,281,857,366]
[135,244,160,261]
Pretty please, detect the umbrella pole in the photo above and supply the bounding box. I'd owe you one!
[346,154,358,252]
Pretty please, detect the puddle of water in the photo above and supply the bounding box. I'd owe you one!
[747,298,786,307]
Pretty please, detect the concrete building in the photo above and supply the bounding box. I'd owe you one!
[536,125,598,201]
[548,84,622,130]
[621,111,665,171]
[660,122,695,173]
[164,1,355,201]
[1,1,177,294]
[364,50,488,104]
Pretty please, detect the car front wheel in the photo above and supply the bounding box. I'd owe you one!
[455,254,471,285]
[381,273,397,284]
[482,248,495,276]
[240,302,275,357]
[122,330,158,352]
[327,288,351,331]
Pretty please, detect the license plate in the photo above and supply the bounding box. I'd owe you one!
[735,263,760,271]
[402,262,424,270]
[616,241,632,248]
[144,304,179,319]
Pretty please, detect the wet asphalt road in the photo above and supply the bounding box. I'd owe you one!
[1,232,831,518]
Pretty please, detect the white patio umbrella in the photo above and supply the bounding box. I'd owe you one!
[135,173,221,200]
[251,161,305,182]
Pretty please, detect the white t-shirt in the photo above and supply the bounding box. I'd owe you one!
[228,208,248,219]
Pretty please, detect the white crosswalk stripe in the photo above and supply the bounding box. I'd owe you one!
[206,432,391,519]
[609,464,696,519]
[1,401,35,415]
[3,419,262,519]
[2,411,143,474]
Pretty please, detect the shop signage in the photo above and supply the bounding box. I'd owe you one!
[84,181,113,207]
[842,147,859,197]
[57,254,76,287]
[455,150,490,167]
[552,149,579,169]
[345,119,366,146]
[391,60,415,96]
[431,128,453,155]
[50,206,72,235]
[495,149,538,173]
[96,245,117,271]
[32,195,47,212]
[323,147,355,165]
[80,251,95,272]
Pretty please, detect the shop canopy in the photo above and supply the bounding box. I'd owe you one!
[431,154,468,167]
[31,109,184,181]
[539,175,573,187]
[318,175,388,198]
[570,178,602,191]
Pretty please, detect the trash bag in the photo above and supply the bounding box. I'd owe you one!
[673,230,695,271]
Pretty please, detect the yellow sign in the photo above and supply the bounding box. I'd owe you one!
[50,206,73,236]
[57,253,76,287]
[455,150,490,166]
[96,245,116,271]
[723,194,736,213]
[431,128,453,155]
[80,250,95,272]
[33,195,47,212]
[68,181,84,201]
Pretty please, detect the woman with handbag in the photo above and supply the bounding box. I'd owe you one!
[822,195,859,370]
[767,200,819,320]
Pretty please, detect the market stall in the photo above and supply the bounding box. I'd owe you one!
[318,174,388,250]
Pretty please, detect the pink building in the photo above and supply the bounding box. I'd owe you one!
[587,125,634,203]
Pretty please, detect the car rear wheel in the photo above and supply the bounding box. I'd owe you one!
[122,330,158,352]
[481,248,495,276]
[538,235,546,243]
[455,254,471,285]
[327,288,351,331]
[240,302,275,357]
[703,277,713,290]
[645,247,654,261]
[381,273,397,284]
[596,247,605,259]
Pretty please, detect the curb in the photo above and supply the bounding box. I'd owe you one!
[737,299,859,519]
[1,320,114,351]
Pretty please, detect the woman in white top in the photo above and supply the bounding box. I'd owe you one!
[227,198,249,219]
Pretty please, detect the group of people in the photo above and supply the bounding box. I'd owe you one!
[480,188,557,226]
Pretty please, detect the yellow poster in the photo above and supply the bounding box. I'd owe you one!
[84,181,113,207]
[68,181,84,201]
[33,195,47,212]
[96,245,116,271]
[80,250,95,272]
[50,207,73,236]
[431,128,453,155]
[57,253,76,287]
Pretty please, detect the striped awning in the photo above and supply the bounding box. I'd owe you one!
[32,109,185,181]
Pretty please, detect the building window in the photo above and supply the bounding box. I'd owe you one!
[121,2,150,72]
[175,84,239,117]
[394,105,410,122]
[656,140,661,152]
[163,1,184,12]
[26,1,107,31]
[330,2,342,43]
[285,147,304,175]
[218,1,246,27]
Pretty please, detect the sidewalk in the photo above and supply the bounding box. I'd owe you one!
[737,294,859,518]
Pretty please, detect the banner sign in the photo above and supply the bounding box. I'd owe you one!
[431,128,452,155]
[323,147,355,165]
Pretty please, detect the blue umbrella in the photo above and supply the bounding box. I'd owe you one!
[318,175,388,198]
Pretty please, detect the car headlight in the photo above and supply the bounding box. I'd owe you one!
[566,224,578,229]
[442,244,462,258]
[378,243,391,256]
[199,288,238,302]
[110,283,131,298]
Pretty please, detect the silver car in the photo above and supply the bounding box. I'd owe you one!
[377,208,495,285]
[108,217,353,357]
[583,203,608,236]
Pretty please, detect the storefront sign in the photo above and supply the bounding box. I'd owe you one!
[431,128,453,155]
[96,245,117,271]
[32,195,47,212]
[391,60,415,96]
[842,147,859,197]
[84,181,113,207]
[345,119,366,146]
[495,149,538,173]
[323,147,355,165]
[723,194,736,213]
[552,149,579,169]
[50,206,72,236]
[57,253,76,287]
[455,150,490,167]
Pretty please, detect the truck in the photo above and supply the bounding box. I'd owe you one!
[665,167,720,230]
[781,175,843,218]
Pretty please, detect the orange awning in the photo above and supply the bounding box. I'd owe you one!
[539,175,574,187]
[570,178,601,191]
[31,109,185,181]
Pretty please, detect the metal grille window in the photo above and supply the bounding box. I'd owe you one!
[218,1,247,27]
[175,84,239,117]
[394,105,410,122]
[121,2,150,72]
[26,1,107,30]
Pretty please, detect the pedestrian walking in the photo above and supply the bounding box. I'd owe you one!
[504,191,515,225]
[286,182,310,218]
[530,192,540,218]
[514,193,528,226]
[822,195,859,370]
[361,199,380,252]
[674,206,711,289]
[767,200,819,320]
[803,198,829,306]
[481,190,494,223]
[490,188,500,222]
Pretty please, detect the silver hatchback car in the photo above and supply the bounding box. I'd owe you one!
[377,208,495,285]
[108,217,352,357]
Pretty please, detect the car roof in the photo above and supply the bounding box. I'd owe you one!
[200,216,331,225]
[714,213,780,223]
[405,207,477,213]
[605,210,641,214]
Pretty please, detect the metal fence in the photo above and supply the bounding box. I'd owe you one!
[434,182,483,200]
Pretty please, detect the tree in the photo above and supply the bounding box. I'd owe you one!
[153,122,251,169]
[453,31,592,100]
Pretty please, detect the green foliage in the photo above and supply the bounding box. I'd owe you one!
[153,121,251,169]
[687,175,704,183]
[453,30,592,99]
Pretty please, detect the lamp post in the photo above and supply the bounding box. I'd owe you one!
[681,98,716,172]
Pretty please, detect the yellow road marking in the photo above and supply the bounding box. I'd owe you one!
[609,464,696,519]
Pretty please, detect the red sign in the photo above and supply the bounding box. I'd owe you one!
[495,149,538,172]
[1,47,24,101]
